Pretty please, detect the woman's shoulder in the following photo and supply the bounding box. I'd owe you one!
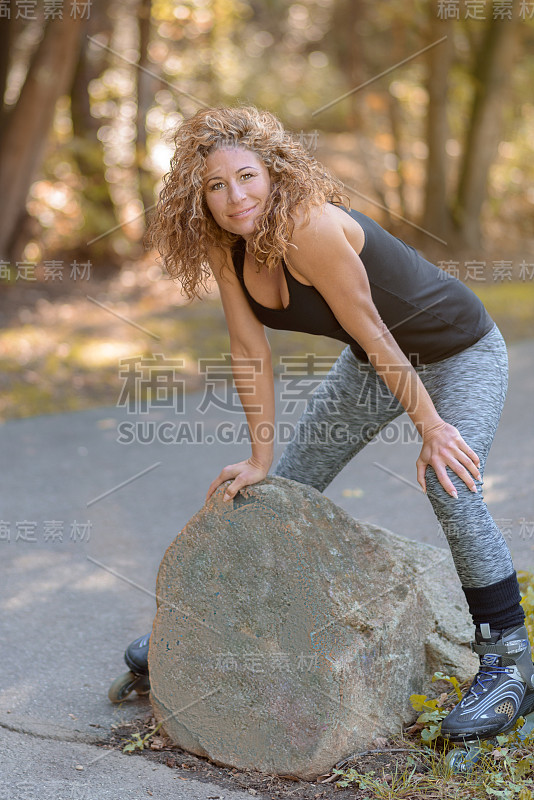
[290,201,365,254]
[206,241,238,279]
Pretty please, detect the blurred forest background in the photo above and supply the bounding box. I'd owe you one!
[0,0,533,421]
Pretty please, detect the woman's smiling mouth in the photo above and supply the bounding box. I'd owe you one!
[228,204,257,218]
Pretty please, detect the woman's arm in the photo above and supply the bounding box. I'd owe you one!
[286,205,481,498]
[205,245,276,502]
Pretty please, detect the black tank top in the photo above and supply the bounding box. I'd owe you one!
[231,205,494,366]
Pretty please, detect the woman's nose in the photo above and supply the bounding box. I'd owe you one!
[227,181,246,203]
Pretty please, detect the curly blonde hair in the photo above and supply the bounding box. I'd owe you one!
[144,105,348,299]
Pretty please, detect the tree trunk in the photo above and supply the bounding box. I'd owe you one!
[0,14,85,261]
[0,13,12,140]
[454,3,521,248]
[386,94,405,218]
[136,0,154,223]
[329,0,367,130]
[70,3,116,234]
[422,6,455,244]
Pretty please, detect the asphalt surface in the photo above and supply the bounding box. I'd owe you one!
[1,337,533,798]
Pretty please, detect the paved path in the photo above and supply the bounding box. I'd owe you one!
[1,337,533,798]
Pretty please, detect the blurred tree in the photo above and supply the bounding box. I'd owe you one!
[454,8,522,247]
[385,15,429,223]
[0,14,11,139]
[70,3,117,243]
[328,0,367,131]
[0,0,531,268]
[0,14,86,262]
[423,0,523,248]
[136,0,155,219]
[423,7,455,241]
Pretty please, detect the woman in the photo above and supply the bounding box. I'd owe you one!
[124,105,534,742]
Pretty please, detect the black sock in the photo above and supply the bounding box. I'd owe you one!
[462,571,525,632]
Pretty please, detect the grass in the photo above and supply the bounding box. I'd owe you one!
[0,270,346,421]
[471,281,534,343]
[329,570,534,799]
[1,270,533,422]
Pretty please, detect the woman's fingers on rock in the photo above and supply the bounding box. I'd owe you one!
[206,465,237,501]
[205,478,218,500]
[223,484,235,502]
[223,479,244,502]
[206,476,224,501]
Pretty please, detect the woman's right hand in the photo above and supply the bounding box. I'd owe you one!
[205,456,271,504]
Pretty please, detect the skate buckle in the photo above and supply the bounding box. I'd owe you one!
[505,639,529,654]
[471,639,529,656]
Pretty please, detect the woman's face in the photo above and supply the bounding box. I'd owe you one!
[203,146,272,239]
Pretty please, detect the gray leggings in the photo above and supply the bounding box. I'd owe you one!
[273,323,512,589]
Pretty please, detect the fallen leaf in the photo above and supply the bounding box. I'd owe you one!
[404,723,424,734]
[372,737,388,748]
[150,737,165,750]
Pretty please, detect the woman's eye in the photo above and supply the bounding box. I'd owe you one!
[209,173,256,191]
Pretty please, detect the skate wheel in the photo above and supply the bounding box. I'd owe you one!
[108,671,150,703]
[444,748,480,773]
[133,674,150,696]
[517,713,534,741]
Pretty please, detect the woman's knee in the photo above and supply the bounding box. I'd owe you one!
[424,464,484,513]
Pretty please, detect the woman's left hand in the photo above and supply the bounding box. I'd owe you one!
[416,420,481,498]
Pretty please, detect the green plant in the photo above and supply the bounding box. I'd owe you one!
[409,685,450,743]
[121,719,165,753]
[432,671,463,701]
[330,572,534,798]
[519,570,534,649]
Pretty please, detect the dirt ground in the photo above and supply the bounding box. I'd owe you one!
[97,711,425,800]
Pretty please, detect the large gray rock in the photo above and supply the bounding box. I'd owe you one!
[149,476,477,779]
